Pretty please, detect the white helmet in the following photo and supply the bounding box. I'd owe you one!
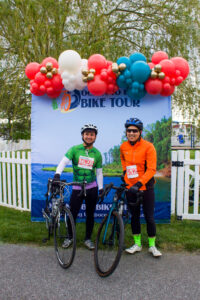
[81,124,98,135]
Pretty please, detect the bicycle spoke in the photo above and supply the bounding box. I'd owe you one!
[54,207,76,269]
[94,211,124,277]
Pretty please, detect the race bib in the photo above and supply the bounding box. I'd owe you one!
[126,165,139,179]
[78,156,94,170]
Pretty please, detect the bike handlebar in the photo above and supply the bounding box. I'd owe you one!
[49,178,87,197]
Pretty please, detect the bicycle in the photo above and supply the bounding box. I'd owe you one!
[94,182,143,277]
[42,178,87,269]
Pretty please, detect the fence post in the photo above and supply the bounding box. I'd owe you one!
[194,151,200,215]
[171,151,177,214]
[183,150,190,215]
[176,150,185,219]
[11,151,17,208]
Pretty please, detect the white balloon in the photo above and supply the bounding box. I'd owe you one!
[58,50,81,74]
[62,79,69,86]
[61,71,69,79]
[81,59,88,69]
[75,71,87,89]
[69,74,76,83]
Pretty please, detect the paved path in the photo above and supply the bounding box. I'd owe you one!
[0,244,200,300]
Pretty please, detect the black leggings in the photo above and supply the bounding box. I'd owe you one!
[68,187,98,240]
[126,189,156,237]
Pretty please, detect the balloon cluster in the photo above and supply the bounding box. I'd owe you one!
[86,54,119,96]
[145,51,190,96]
[25,50,190,100]
[58,50,87,91]
[25,57,63,98]
[116,53,151,100]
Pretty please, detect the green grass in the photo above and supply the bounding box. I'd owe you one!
[1,206,200,252]
[43,163,123,177]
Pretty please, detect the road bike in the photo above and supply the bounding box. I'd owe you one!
[94,182,143,277]
[42,178,87,269]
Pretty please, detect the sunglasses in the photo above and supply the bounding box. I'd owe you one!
[126,129,139,133]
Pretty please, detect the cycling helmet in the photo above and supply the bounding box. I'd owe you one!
[125,118,143,131]
[81,124,98,134]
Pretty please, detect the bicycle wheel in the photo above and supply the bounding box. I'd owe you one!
[54,206,76,269]
[94,210,124,277]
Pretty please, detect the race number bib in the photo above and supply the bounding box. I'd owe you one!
[78,156,94,170]
[126,165,139,179]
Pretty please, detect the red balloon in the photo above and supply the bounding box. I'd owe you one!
[39,85,46,93]
[44,80,52,88]
[88,75,107,96]
[145,79,162,95]
[51,74,64,91]
[152,51,168,64]
[46,87,54,94]
[175,76,183,86]
[162,76,170,84]
[34,72,46,85]
[161,83,175,96]
[159,59,176,77]
[107,60,113,67]
[100,71,108,81]
[31,82,39,90]
[148,62,155,69]
[88,54,107,74]
[171,57,190,80]
[41,57,59,68]
[25,62,40,80]
[170,78,176,85]
[47,91,61,98]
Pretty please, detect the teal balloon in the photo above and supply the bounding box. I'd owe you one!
[126,78,132,85]
[139,83,144,91]
[130,61,151,83]
[132,81,139,89]
[127,86,146,100]
[116,56,131,69]
[124,69,131,78]
[129,52,147,63]
[116,76,128,89]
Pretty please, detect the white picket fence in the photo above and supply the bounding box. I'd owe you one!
[0,151,31,211]
[1,150,200,220]
[171,150,200,220]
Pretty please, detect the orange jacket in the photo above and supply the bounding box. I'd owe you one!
[120,138,156,190]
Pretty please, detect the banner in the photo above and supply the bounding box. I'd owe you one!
[31,89,171,223]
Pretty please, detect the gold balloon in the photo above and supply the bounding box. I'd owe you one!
[154,64,162,72]
[87,73,94,81]
[89,68,96,74]
[82,76,88,83]
[151,71,158,79]
[52,68,58,74]
[112,63,119,73]
[119,63,126,71]
[46,72,53,79]
[158,72,165,79]
[82,69,89,76]
[46,62,53,71]
[40,67,47,74]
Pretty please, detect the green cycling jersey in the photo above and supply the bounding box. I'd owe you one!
[65,144,102,183]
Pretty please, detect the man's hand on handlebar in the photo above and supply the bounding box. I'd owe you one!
[51,173,61,193]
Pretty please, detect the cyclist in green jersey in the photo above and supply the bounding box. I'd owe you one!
[53,124,104,250]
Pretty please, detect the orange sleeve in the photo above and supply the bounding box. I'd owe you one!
[120,145,126,172]
[139,143,157,186]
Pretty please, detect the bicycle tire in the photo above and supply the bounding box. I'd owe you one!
[94,210,124,277]
[54,206,76,269]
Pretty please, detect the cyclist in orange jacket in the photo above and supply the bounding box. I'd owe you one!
[120,118,162,257]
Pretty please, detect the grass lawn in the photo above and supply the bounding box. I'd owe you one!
[1,206,200,252]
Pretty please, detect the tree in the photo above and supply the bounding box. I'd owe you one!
[0,0,199,140]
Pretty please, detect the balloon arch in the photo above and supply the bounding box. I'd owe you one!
[25,50,189,100]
